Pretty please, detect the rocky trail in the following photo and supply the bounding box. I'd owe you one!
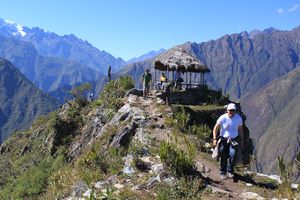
[126,93,272,199]
[62,91,297,199]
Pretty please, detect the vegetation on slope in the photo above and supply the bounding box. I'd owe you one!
[0,77,134,199]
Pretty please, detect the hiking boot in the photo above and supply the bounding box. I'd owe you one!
[220,174,226,180]
[227,172,234,179]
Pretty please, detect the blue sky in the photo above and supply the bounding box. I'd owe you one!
[0,0,299,60]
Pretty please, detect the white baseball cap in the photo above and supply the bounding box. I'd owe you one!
[227,103,236,110]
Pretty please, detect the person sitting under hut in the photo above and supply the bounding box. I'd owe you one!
[158,72,167,90]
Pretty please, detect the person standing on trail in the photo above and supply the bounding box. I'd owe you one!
[212,103,244,179]
[142,69,152,99]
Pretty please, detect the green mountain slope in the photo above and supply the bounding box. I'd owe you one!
[0,58,59,143]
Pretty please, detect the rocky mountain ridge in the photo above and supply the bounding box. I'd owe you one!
[0,18,125,73]
[190,26,300,100]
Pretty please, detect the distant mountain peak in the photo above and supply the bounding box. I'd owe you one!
[126,48,165,64]
[0,18,26,37]
[262,27,279,33]
[248,27,280,38]
[248,29,261,38]
[0,17,126,72]
[239,31,249,38]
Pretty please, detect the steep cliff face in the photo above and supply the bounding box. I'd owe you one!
[241,67,300,178]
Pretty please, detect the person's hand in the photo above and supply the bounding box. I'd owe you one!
[213,139,217,147]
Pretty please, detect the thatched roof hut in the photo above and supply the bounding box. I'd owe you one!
[154,47,210,73]
[153,47,210,88]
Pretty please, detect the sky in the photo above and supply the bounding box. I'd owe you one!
[0,0,299,61]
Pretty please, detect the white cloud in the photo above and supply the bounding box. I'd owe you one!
[277,8,284,14]
[288,4,299,12]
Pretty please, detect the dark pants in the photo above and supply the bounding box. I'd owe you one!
[219,137,238,175]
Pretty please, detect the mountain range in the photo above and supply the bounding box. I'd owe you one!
[126,49,165,64]
[190,27,300,100]
[0,18,125,73]
[1,16,300,179]
[0,58,58,143]
[0,33,103,94]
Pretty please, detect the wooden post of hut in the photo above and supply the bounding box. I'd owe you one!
[201,72,204,85]
[167,68,169,83]
[189,71,192,89]
[154,68,157,90]
[185,71,188,89]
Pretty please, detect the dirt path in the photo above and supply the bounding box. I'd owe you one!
[133,93,250,199]
[196,154,247,199]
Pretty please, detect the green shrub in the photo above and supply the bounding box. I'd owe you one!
[67,107,83,126]
[118,188,154,199]
[107,148,126,174]
[189,124,211,151]
[70,83,91,107]
[157,176,204,199]
[277,156,294,199]
[78,145,107,185]
[78,141,124,186]
[100,187,119,200]
[50,109,80,155]
[0,155,63,199]
[159,140,196,176]
[78,160,105,186]
[174,107,190,132]
[48,165,79,198]
[166,106,190,132]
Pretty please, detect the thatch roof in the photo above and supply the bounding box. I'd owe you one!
[154,47,210,73]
